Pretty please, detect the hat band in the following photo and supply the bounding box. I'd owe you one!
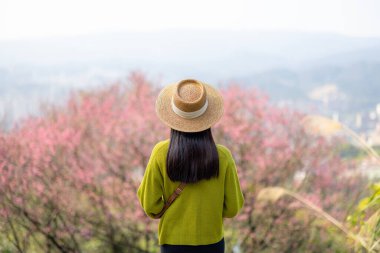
[171,98,208,119]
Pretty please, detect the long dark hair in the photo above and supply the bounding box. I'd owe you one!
[166,128,219,183]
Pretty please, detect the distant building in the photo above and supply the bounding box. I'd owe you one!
[367,123,380,146]
[332,112,339,122]
[358,157,380,179]
[355,113,362,128]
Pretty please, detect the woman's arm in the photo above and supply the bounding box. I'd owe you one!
[223,154,244,218]
[137,144,165,219]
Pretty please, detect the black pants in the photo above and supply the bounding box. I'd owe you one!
[160,238,225,253]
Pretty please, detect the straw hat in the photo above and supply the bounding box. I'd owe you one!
[155,79,224,132]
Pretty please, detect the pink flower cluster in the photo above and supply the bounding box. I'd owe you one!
[0,73,364,252]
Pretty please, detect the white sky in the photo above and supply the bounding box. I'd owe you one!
[1,0,380,40]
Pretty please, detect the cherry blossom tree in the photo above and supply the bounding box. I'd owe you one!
[213,84,366,252]
[0,73,367,252]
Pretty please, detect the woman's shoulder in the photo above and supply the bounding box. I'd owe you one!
[216,144,233,160]
[151,139,170,156]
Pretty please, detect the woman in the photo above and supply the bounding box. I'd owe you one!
[137,79,244,253]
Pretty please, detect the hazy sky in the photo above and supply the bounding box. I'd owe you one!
[1,0,380,40]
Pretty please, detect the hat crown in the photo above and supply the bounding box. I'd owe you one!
[155,78,224,132]
[173,79,207,113]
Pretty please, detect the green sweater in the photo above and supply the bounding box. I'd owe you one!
[137,139,244,246]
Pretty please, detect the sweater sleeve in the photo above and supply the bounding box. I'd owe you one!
[223,153,244,218]
[137,144,165,219]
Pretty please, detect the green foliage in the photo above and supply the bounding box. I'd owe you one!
[337,143,380,161]
[338,143,368,160]
[0,74,371,252]
[348,183,380,252]
[0,235,14,253]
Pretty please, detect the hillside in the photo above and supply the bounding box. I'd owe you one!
[0,30,380,129]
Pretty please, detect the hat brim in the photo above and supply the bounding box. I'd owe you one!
[155,82,224,132]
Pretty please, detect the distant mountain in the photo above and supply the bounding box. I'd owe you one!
[1,30,380,76]
[0,30,380,128]
[239,61,380,112]
[305,45,380,68]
